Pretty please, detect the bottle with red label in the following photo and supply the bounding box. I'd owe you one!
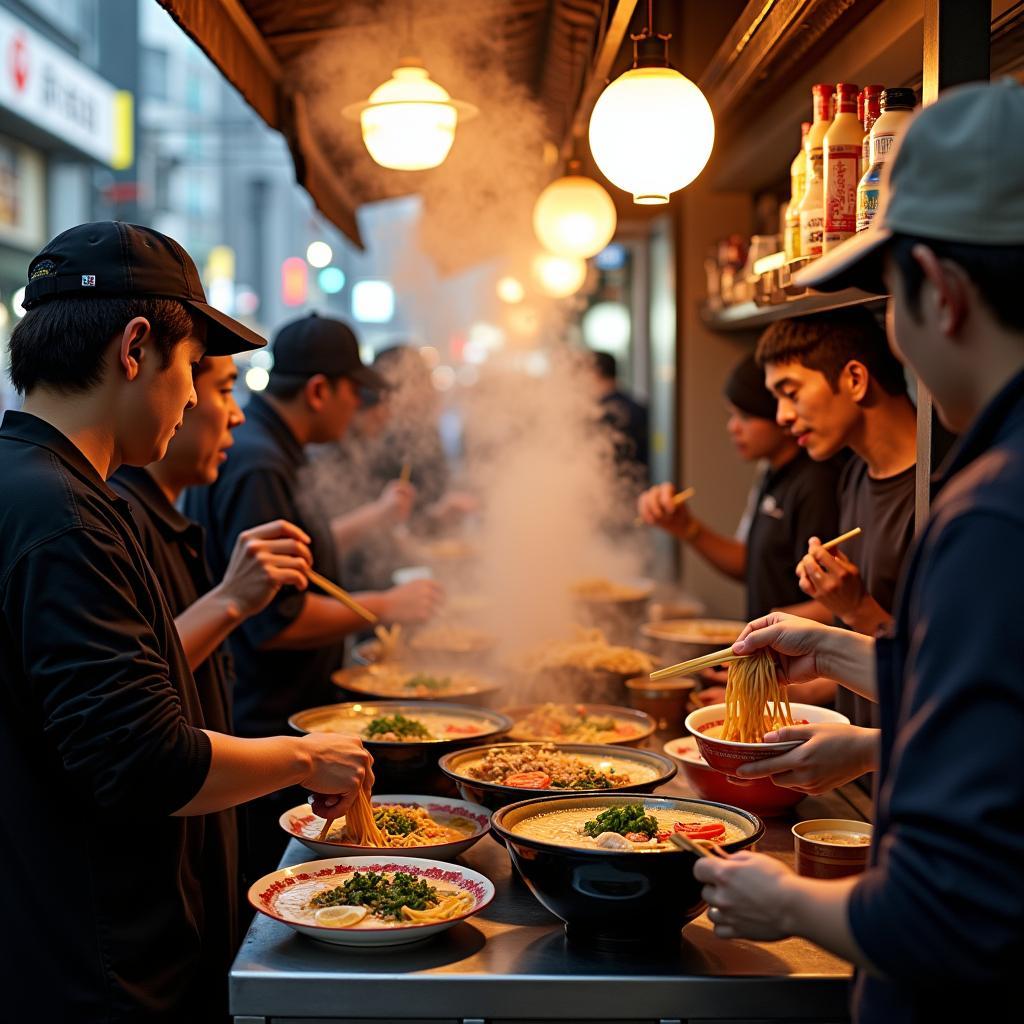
[798,83,834,260]
[861,85,883,178]
[823,82,861,253]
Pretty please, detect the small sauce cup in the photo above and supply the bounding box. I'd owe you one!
[792,818,873,879]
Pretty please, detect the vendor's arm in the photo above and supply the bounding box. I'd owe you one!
[638,482,746,581]
[175,519,312,669]
[330,480,415,549]
[733,611,877,700]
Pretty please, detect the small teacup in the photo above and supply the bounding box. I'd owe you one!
[792,819,873,879]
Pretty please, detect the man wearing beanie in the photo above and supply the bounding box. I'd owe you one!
[638,352,841,622]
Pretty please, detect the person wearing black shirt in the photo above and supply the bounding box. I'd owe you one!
[757,308,917,639]
[591,349,649,481]
[185,315,444,877]
[639,353,841,623]
[0,223,373,1022]
[691,81,1024,1023]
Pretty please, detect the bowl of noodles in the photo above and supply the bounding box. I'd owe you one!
[502,702,655,747]
[571,578,655,646]
[332,664,500,704]
[684,650,849,781]
[438,741,677,814]
[491,793,763,947]
[248,854,494,948]
[640,618,746,664]
[281,793,491,861]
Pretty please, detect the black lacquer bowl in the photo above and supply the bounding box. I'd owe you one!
[491,793,764,947]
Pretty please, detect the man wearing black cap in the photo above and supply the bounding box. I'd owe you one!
[0,223,373,1022]
[186,312,444,878]
[691,81,1024,1023]
[638,353,841,623]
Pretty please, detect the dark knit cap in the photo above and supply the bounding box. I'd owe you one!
[724,354,777,420]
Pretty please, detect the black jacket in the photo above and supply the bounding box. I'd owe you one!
[848,368,1024,1021]
[0,413,218,1022]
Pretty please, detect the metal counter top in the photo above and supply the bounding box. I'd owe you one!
[232,776,869,1023]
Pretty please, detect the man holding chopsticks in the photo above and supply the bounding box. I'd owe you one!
[693,81,1024,1022]
[0,223,373,1022]
[186,313,445,879]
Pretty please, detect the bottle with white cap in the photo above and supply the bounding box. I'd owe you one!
[856,87,916,232]
[824,82,862,252]
[784,121,811,260]
[798,83,834,259]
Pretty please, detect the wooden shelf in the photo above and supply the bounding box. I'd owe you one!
[700,288,886,333]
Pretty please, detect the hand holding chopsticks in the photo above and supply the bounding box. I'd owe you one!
[820,526,861,551]
[670,832,729,859]
[634,485,696,527]
[650,645,742,682]
[307,568,379,624]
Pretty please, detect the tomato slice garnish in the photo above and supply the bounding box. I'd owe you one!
[445,724,480,734]
[674,821,727,840]
[505,771,552,789]
[624,832,651,843]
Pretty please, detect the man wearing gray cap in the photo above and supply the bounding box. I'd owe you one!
[690,80,1024,1022]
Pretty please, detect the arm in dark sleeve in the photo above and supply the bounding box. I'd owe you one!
[215,468,307,647]
[790,465,841,564]
[6,528,211,815]
[848,512,1024,985]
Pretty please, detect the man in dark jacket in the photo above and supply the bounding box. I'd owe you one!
[691,81,1024,1023]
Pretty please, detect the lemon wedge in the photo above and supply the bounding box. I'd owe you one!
[314,905,368,928]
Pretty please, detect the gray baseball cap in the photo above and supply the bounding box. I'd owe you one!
[795,78,1024,293]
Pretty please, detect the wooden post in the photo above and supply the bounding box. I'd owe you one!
[914,1,991,531]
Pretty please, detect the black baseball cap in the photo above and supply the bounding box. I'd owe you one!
[22,221,265,355]
[271,313,388,391]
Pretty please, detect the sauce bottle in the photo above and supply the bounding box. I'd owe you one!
[856,87,916,232]
[861,85,883,178]
[823,83,861,252]
[784,121,811,261]
[798,84,834,260]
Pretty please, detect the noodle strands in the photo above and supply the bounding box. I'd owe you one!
[720,650,793,743]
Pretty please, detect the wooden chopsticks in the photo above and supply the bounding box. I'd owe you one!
[399,461,412,485]
[317,816,334,842]
[307,568,379,625]
[670,833,729,859]
[649,645,742,682]
[634,486,695,526]
[820,526,861,551]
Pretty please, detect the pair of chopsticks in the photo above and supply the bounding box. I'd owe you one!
[670,833,729,859]
[634,486,695,527]
[307,568,379,625]
[399,461,412,485]
[649,526,863,683]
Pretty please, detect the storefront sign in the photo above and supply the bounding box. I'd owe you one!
[0,9,131,168]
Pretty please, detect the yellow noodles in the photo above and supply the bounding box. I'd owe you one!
[335,795,473,849]
[720,650,794,743]
[344,788,386,846]
[401,891,475,923]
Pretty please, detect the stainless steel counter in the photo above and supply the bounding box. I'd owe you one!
[231,773,869,1023]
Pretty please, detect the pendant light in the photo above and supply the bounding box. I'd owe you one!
[532,252,587,299]
[532,160,617,259]
[343,58,478,171]
[588,3,714,204]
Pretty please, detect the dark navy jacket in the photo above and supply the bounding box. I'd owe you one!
[848,367,1024,1021]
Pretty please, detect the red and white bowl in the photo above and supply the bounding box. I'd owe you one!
[684,702,849,781]
[280,794,490,861]
[248,855,495,948]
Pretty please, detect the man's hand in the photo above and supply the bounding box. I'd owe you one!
[637,482,696,537]
[299,734,375,821]
[217,520,312,619]
[375,480,416,526]
[796,538,866,620]
[382,579,445,624]
[694,851,801,941]
[733,612,840,684]
[736,722,880,794]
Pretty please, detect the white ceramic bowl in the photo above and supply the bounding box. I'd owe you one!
[248,855,495,948]
[280,794,491,861]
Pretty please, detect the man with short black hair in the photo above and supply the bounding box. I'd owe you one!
[589,348,649,479]
[692,79,1024,1024]
[187,313,444,877]
[0,223,373,1021]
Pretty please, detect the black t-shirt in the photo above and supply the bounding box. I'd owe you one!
[184,394,344,737]
[111,465,239,977]
[835,456,916,728]
[744,451,842,619]
[0,413,218,1021]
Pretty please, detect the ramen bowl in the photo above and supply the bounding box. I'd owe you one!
[640,618,746,664]
[248,855,494,948]
[685,703,850,782]
[289,701,512,795]
[793,819,873,879]
[280,794,491,861]
[332,664,500,707]
[501,703,655,747]
[492,793,763,947]
[438,741,677,814]
[663,735,805,816]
